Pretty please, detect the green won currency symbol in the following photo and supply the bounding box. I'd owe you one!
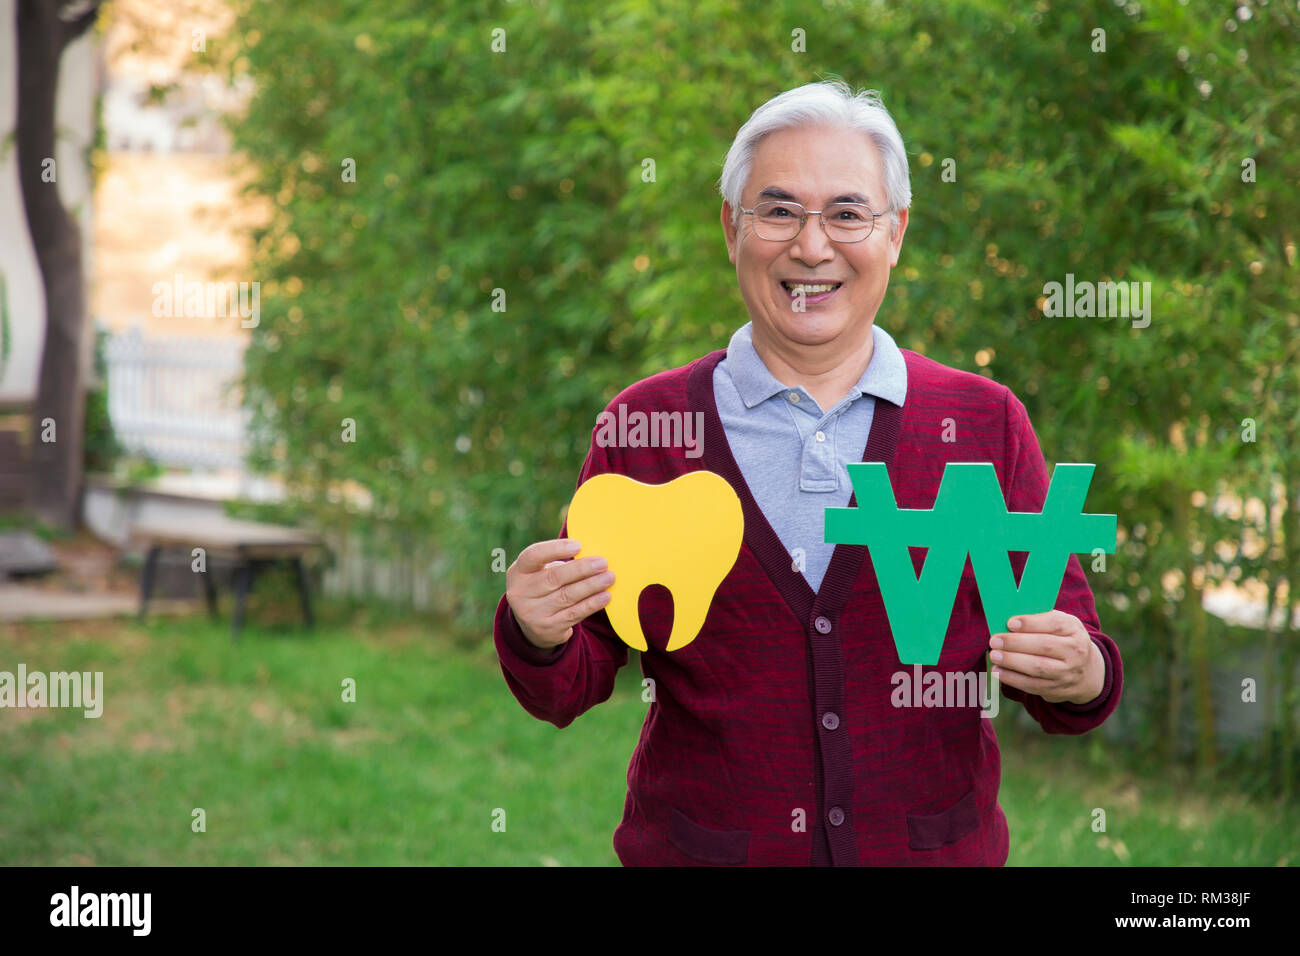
[824,462,1116,665]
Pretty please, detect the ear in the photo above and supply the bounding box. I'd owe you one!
[887,207,909,267]
[721,201,739,265]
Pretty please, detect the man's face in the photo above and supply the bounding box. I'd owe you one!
[721,122,908,352]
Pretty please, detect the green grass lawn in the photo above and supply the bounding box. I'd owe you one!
[1,603,1294,865]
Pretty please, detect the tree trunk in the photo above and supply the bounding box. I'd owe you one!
[1280,461,1299,800]
[1260,480,1279,785]
[16,0,102,530]
[1187,527,1216,779]
[1165,484,1187,766]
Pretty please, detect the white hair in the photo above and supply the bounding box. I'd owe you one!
[718,79,912,235]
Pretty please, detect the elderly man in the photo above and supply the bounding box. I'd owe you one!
[495,80,1121,865]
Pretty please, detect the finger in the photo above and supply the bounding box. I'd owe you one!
[543,585,613,631]
[514,551,607,601]
[989,631,1074,661]
[514,538,584,574]
[1007,610,1079,637]
[537,552,610,593]
[988,649,1069,682]
[991,666,1058,696]
[544,565,616,617]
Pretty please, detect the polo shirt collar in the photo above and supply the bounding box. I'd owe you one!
[724,321,908,410]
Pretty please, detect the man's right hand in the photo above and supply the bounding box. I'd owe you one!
[505,539,615,652]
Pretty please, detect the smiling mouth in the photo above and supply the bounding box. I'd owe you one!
[781,280,843,298]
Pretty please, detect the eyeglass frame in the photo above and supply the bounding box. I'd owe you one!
[738,199,889,243]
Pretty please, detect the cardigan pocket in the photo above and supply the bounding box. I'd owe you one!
[906,788,979,850]
[667,808,750,865]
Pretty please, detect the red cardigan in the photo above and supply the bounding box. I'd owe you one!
[494,345,1121,865]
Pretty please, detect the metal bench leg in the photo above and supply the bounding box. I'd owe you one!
[201,566,219,619]
[292,556,314,629]
[232,562,253,640]
[139,546,161,621]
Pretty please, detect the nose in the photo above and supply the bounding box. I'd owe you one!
[787,214,835,264]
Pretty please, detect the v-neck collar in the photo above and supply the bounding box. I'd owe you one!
[687,347,904,629]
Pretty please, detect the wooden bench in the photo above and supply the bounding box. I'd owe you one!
[0,423,30,513]
[129,517,325,638]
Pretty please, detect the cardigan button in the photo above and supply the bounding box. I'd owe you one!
[822,711,839,730]
[828,806,845,826]
[814,616,832,634]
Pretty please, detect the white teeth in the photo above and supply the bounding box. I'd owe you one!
[783,282,840,295]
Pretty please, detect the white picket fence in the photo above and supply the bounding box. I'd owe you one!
[97,326,447,609]
[103,325,251,471]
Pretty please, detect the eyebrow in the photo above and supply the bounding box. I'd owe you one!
[757,186,872,205]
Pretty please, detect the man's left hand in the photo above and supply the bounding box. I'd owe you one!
[989,610,1105,705]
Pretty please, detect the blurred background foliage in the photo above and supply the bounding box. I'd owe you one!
[215,1,1299,792]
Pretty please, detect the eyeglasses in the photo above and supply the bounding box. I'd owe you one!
[740,200,886,243]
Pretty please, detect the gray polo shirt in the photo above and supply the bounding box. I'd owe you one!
[712,321,908,591]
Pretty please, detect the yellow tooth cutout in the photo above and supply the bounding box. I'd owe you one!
[565,471,745,652]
